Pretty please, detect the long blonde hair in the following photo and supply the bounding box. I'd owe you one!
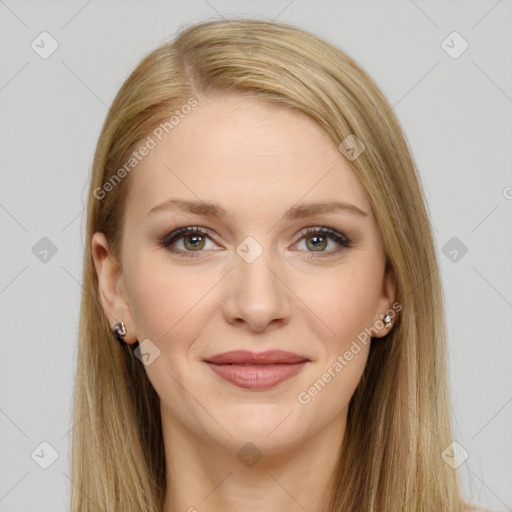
[71,18,471,511]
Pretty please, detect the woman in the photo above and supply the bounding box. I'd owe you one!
[71,18,490,512]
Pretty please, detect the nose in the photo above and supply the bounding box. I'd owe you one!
[221,243,292,332]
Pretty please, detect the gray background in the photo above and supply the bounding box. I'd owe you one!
[1,1,511,510]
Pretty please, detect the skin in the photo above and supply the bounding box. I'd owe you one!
[92,91,398,512]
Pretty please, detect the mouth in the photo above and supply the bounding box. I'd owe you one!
[203,350,310,390]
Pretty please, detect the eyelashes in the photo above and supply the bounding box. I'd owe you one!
[159,226,216,258]
[159,225,353,259]
[292,227,353,256]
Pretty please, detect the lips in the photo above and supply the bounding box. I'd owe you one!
[204,349,309,365]
[203,350,310,390]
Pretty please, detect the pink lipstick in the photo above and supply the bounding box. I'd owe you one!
[203,350,309,390]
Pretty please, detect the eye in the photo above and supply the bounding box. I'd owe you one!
[159,226,218,258]
[293,227,353,257]
[159,226,353,258]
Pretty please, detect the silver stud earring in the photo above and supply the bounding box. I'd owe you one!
[383,314,393,328]
[113,322,128,346]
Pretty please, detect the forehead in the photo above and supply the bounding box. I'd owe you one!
[127,92,372,220]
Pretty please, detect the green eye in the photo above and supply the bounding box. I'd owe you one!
[160,226,352,258]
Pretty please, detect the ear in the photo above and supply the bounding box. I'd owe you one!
[91,232,138,345]
[371,265,400,339]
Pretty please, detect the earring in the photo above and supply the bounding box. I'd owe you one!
[383,314,393,328]
[113,322,128,346]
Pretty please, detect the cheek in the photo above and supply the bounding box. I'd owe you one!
[294,261,383,348]
[124,250,218,344]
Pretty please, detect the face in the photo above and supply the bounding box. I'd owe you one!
[92,92,397,457]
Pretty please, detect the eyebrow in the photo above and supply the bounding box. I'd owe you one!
[147,198,369,220]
